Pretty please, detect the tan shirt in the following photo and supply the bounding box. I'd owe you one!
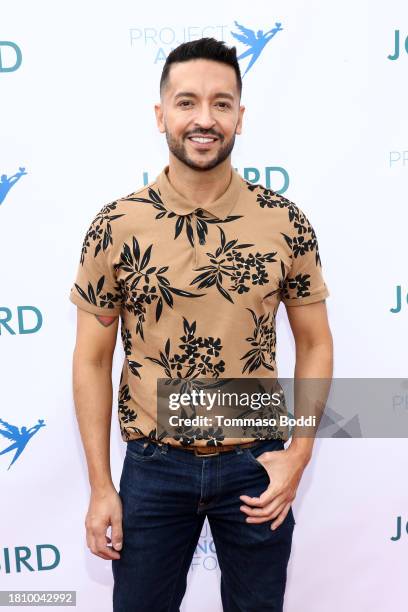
[69,165,329,447]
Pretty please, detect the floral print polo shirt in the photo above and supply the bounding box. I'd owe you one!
[69,165,330,447]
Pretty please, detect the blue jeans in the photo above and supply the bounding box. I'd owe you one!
[112,437,295,612]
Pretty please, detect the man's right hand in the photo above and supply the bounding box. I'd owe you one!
[85,487,123,560]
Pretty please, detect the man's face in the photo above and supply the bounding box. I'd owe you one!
[155,59,245,171]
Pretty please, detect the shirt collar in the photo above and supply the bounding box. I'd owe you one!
[155,165,243,220]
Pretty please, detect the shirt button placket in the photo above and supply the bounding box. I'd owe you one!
[193,208,205,267]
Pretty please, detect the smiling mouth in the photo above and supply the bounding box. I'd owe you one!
[187,136,218,144]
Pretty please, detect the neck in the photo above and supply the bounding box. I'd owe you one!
[166,154,232,206]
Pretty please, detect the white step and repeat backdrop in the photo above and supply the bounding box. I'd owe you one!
[1,1,407,610]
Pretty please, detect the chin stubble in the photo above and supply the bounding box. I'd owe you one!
[165,130,236,171]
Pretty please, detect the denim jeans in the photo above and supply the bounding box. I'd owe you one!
[112,436,295,612]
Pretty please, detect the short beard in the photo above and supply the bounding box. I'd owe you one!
[165,128,236,171]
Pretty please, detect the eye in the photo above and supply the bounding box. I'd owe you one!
[216,102,231,110]
[178,100,193,107]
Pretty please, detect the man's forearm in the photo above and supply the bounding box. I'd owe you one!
[287,341,333,464]
[72,353,114,492]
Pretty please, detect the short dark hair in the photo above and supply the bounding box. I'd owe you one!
[160,37,242,98]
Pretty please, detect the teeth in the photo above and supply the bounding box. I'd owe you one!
[190,137,215,143]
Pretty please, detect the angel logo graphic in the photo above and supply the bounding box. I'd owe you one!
[0,167,27,205]
[231,21,283,77]
[0,418,45,470]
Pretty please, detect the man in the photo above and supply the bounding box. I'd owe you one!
[70,38,333,611]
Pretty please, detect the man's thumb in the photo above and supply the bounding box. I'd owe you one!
[112,522,123,550]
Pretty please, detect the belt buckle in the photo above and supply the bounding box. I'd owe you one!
[194,447,220,457]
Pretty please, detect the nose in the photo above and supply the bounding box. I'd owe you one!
[193,103,216,130]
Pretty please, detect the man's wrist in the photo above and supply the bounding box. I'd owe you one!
[286,438,314,466]
[90,477,115,495]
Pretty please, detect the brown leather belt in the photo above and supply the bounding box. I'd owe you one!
[165,440,260,457]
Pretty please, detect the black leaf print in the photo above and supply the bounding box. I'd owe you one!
[128,360,142,378]
[220,227,226,248]
[263,260,287,300]
[190,226,277,303]
[216,281,234,303]
[175,216,184,238]
[132,236,140,265]
[121,326,132,356]
[155,297,163,322]
[282,273,311,299]
[80,202,124,265]
[249,182,323,267]
[74,284,89,303]
[122,243,133,268]
[148,187,162,204]
[196,217,209,245]
[293,236,309,257]
[119,326,143,378]
[96,275,105,295]
[240,308,276,374]
[74,276,122,309]
[123,188,242,247]
[145,317,225,379]
[140,244,153,270]
[157,275,170,286]
[168,286,204,298]
[118,382,138,432]
[282,233,292,250]
[88,282,96,305]
[102,224,112,251]
[115,237,206,339]
[159,285,173,307]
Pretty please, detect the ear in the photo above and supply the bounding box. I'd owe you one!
[235,104,245,135]
[154,102,166,133]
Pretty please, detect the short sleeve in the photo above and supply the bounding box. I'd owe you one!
[281,207,330,307]
[69,207,122,316]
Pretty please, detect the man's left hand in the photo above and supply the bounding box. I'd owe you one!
[239,447,309,530]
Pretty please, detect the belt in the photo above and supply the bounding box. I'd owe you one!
[154,439,261,457]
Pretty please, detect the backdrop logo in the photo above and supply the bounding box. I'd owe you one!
[388,30,408,61]
[189,522,218,571]
[129,20,283,75]
[389,151,408,167]
[142,166,289,193]
[390,285,407,314]
[231,21,283,76]
[0,419,46,470]
[0,41,22,72]
[0,306,43,335]
[0,167,27,205]
[0,544,60,573]
[390,516,408,541]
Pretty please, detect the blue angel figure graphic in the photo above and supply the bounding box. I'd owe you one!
[0,167,27,205]
[0,418,46,469]
[231,21,283,77]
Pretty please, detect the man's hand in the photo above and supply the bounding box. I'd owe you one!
[85,486,123,560]
[239,447,309,530]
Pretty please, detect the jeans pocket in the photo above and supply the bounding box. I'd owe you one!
[244,447,270,477]
[126,438,161,463]
[246,438,284,464]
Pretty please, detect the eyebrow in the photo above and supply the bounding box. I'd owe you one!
[174,91,235,101]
